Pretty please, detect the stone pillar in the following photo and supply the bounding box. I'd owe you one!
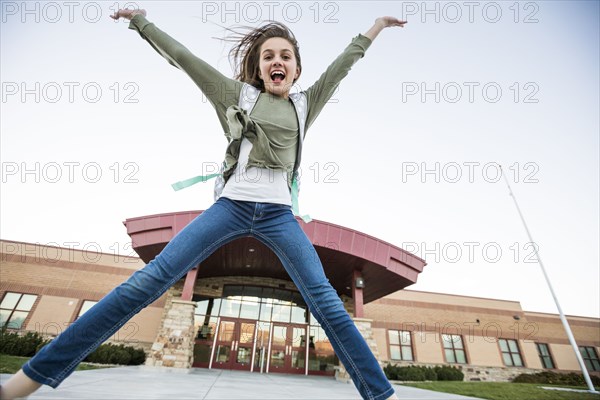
[146,298,196,368]
[335,318,382,383]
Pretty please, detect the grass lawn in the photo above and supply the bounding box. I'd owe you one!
[403,382,599,400]
[0,354,110,374]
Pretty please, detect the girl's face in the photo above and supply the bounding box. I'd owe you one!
[258,37,300,99]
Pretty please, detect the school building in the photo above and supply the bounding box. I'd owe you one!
[1,210,599,382]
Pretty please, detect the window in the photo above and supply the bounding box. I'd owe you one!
[194,285,307,324]
[536,343,555,369]
[442,334,467,364]
[388,330,413,361]
[579,346,600,372]
[191,285,339,372]
[308,320,338,372]
[499,339,524,367]
[0,292,37,330]
[76,300,98,319]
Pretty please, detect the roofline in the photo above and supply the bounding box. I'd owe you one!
[400,288,522,306]
[524,310,600,321]
[402,289,600,320]
[123,210,427,266]
[0,238,142,260]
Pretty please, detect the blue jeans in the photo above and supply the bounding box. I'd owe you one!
[23,197,395,400]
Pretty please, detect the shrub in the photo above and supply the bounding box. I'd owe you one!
[0,328,145,366]
[513,371,600,386]
[0,329,49,357]
[384,363,399,380]
[423,366,438,381]
[397,365,426,381]
[384,364,453,381]
[434,365,465,381]
[84,343,146,366]
[128,346,146,365]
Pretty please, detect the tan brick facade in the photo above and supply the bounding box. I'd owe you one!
[366,290,600,380]
[0,240,163,350]
[1,240,598,381]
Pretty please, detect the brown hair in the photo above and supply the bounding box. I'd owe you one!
[218,21,302,91]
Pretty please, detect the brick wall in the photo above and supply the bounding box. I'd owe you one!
[2,240,598,380]
[366,290,600,380]
[0,241,164,348]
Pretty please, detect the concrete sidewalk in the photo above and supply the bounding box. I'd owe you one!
[1,366,484,399]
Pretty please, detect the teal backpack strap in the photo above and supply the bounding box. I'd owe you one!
[289,92,311,223]
[291,174,311,223]
[171,173,222,191]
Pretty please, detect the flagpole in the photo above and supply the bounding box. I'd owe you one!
[499,165,597,393]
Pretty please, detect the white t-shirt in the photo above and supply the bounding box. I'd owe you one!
[221,138,293,206]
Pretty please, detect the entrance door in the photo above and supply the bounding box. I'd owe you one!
[232,320,256,370]
[268,323,307,374]
[211,318,257,371]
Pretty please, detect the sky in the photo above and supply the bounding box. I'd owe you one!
[1,1,599,319]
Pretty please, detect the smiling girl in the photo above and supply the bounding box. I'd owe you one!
[0,8,406,400]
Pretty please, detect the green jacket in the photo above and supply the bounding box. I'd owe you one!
[128,14,372,188]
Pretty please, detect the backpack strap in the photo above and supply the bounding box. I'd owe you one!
[212,83,261,199]
[288,92,311,223]
[239,83,261,113]
[172,84,312,224]
[171,83,261,194]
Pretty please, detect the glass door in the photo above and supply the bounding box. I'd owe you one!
[193,315,218,368]
[288,325,307,374]
[211,318,236,369]
[231,321,256,371]
[268,324,288,372]
[268,323,307,374]
[211,318,256,371]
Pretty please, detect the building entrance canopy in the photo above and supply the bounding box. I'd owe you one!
[124,211,426,303]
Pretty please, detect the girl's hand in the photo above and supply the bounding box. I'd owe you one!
[110,8,147,21]
[365,16,407,41]
[375,16,407,28]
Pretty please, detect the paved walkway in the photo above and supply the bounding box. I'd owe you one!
[1,366,484,399]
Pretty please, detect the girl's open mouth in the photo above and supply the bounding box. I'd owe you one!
[271,70,285,83]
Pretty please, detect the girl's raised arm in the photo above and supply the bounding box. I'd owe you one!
[364,16,407,41]
[111,9,243,131]
[303,17,407,134]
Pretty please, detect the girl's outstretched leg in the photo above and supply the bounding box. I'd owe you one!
[5,198,249,395]
[254,204,396,400]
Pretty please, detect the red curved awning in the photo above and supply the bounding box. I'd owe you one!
[123,211,426,303]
